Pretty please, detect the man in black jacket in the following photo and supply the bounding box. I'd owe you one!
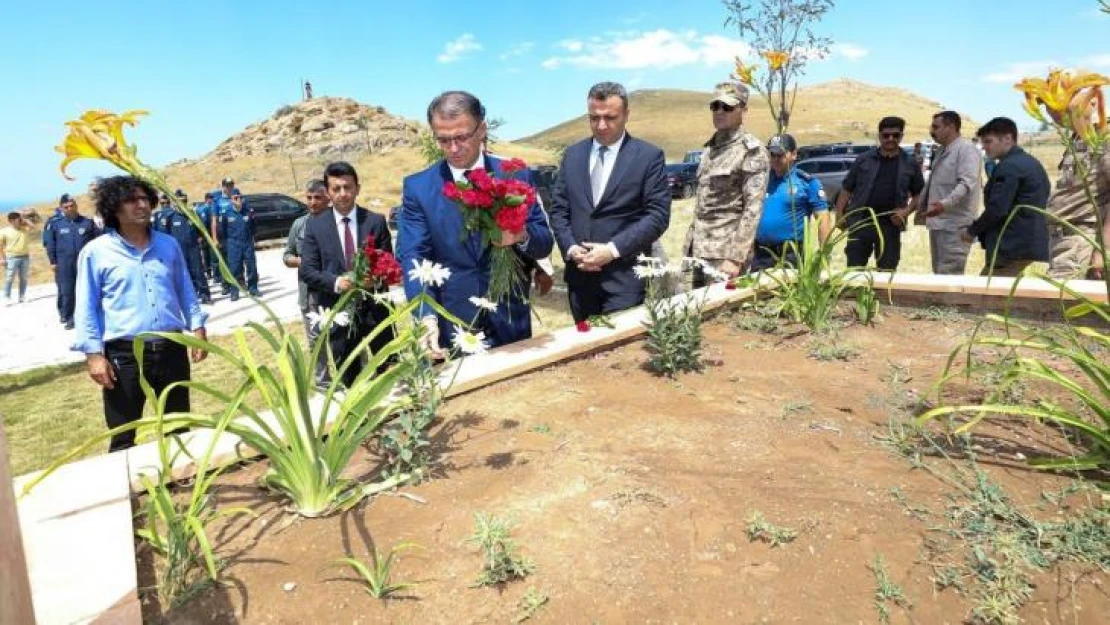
[299,161,393,388]
[960,117,1050,277]
[548,82,671,322]
[834,116,925,271]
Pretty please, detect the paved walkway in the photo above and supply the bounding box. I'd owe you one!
[0,248,306,374]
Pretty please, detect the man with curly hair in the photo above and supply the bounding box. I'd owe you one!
[74,176,208,452]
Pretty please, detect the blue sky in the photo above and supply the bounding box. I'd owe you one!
[3,0,1107,203]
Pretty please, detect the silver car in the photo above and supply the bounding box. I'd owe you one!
[793,155,858,204]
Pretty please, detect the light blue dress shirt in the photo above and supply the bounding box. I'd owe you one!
[73,229,208,354]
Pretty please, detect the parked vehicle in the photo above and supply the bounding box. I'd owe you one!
[529,165,559,209]
[793,155,858,205]
[665,163,699,199]
[797,142,872,161]
[240,193,309,240]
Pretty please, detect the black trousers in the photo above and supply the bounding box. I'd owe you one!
[568,285,644,322]
[845,218,902,271]
[103,339,191,452]
[327,303,396,388]
[751,241,802,272]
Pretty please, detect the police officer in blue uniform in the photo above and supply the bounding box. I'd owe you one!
[156,190,212,304]
[219,189,260,300]
[751,134,832,271]
[211,177,239,294]
[44,192,98,328]
[196,192,218,280]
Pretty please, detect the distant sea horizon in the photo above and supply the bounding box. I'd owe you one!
[0,200,33,212]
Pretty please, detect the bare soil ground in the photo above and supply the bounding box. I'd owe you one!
[149,307,1108,624]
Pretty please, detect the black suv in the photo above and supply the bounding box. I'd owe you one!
[241,193,308,240]
[665,163,698,198]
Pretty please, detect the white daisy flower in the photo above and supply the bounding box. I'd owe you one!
[452,325,489,355]
[306,306,351,329]
[305,307,324,331]
[633,264,666,280]
[408,259,452,287]
[468,296,498,312]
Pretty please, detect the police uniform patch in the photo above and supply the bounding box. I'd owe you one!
[818,189,827,199]
[78,228,86,234]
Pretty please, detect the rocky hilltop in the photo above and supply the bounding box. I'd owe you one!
[202,97,423,163]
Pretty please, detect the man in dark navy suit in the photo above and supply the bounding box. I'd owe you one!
[548,82,671,323]
[299,161,393,388]
[397,91,553,358]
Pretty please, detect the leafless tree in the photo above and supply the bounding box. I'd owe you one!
[723,0,835,133]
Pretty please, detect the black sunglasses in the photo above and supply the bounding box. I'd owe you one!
[880,131,903,139]
[710,101,737,113]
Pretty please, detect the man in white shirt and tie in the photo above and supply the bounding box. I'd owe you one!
[299,161,393,388]
[548,82,672,323]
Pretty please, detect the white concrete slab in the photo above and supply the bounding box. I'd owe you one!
[16,451,137,625]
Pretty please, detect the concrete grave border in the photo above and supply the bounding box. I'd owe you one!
[6,273,1107,624]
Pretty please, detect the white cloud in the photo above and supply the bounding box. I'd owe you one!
[437,33,482,64]
[832,43,869,61]
[542,29,752,70]
[557,38,584,52]
[499,42,534,61]
[1080,54,1110,68]
[982,60,1059,83]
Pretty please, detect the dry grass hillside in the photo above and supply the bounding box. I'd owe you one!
[519,78,973,160]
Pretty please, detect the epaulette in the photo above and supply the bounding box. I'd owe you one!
[741,134,763,150]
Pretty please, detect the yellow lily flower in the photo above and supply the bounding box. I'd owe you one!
[1066,85,1107,145]
[761,50,790,71]
[55,109,147,180]
[1015,70,1110,126]
[731,56,755,86]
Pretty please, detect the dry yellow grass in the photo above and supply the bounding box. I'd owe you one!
[161,141,558,211]
[519,79,971,160]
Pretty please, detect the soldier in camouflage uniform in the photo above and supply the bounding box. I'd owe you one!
[684,81,768,285]
[1047,141,1110,280]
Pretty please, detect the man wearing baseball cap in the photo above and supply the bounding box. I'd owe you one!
[752,133,831,270]
[684,81,768,284]
[44,192,98,328]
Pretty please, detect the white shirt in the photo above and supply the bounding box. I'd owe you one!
[584,134,626,258]
[332,206,358,292]
[589,133,625,202]
[448,151,485,183]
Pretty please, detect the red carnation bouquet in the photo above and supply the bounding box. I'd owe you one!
[442,157,536,304]
[351,237,402,291]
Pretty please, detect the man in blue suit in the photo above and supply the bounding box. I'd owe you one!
[548,82,671,322]
[398,90,554,357]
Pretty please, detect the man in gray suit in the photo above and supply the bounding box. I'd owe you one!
[914,110,982,274]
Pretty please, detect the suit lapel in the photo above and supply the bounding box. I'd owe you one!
[577,142,596,208]
[320,208,344,269]
[597,134,635,209]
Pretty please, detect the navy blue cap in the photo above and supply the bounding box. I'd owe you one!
[767,134,798,155]
[59,193,73,204]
